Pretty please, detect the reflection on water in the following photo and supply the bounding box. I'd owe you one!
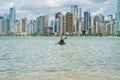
[0,36,120,80]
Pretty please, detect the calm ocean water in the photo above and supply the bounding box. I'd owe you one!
[0,36,120,80]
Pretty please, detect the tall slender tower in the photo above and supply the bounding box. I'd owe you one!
[71,5,82,34]
[9,7,16,33]
[79,8,82,21]
[115,0,120,34]
[9,8,15,22]
[55,12,61,34]
[84,11,91,34]
[71,5,78,17]
[36,16,41,34]
[71,5,78,33]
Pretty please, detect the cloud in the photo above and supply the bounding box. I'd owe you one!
[91,8,104,16]
[91,0,115,16]
[91,0,109,3]
[0,0,116,20]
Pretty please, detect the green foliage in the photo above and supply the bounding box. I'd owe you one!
[0,33,120,37]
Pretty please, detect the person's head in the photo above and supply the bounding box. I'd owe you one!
[60,36,63,39]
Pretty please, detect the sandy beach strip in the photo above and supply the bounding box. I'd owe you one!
[0,73,120,80]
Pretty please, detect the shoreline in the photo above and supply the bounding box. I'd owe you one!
[1,73,120,80]
[0,35,120,37]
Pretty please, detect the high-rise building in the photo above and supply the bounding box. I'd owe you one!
[105,19,115,34]
[0,19,5,34]
[98,14,104,23]
[40,15,48,34]
[5,19,10,34]
[117,0,120,11]
[71,5,78,17]
[63,15,66,34]
[55,12,61,34]
[71,5,81,33]
[0,17,4,34]
[79,8,82,21]
[36,16,41,34]
[84,11,91,34]
[20,17,27,35]
[108,15,113,21]
[9,7,16,33]
[9,8,16,22]
[0,16,4,19]
[15,20,20,35]
[27,20,34,34]
[51,20,55,34]
[0,20,1,34]
[91,17,96,34]
[91,14,105,34]
[79,18,84,34]
[96,21,106,34]
[115,0,120,34]
[36,15,49,35]
[48,22,53,35]
[66,12,74,34]
[58,14,64,35]
[56,13,66,35]
[33,20,37,34]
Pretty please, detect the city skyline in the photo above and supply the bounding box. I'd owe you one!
[0,1,117,35]
[0,0,116,20]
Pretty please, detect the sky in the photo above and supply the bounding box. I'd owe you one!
[0,0,116,20]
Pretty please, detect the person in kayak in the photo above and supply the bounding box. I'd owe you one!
[60,36,64,43]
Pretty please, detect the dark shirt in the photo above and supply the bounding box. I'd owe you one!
[60,39,64,43]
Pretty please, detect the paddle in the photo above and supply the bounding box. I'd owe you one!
[64,37,67,40]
